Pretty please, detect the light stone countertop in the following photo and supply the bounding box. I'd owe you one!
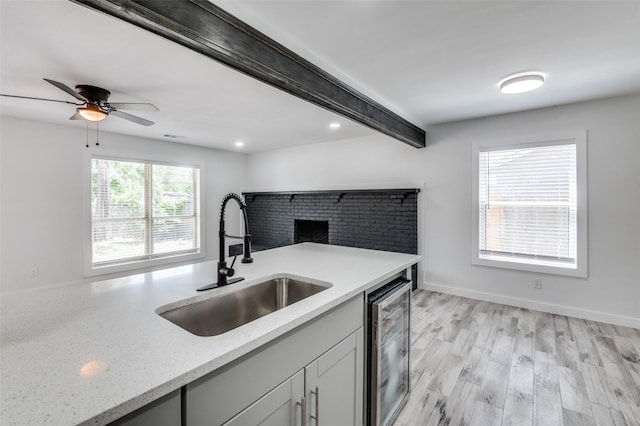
[0,243,420,425]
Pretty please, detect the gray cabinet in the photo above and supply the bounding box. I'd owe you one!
[223,328,363,426]
[304,328,363,426]
[109,390,181,426]
[225,370,305,426]
[188,295,364,426]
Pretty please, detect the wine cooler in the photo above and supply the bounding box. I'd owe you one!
[367,277,412,426]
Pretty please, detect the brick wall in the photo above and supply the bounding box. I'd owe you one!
[242,190,419,284]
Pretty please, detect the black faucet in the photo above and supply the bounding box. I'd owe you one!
[197,193,252,291]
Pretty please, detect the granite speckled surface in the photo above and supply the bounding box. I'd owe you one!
[0,243,419,425]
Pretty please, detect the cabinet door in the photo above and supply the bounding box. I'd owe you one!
[224,370,304,426]
[305,328,363,426]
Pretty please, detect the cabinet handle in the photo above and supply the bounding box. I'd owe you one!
[296,396,306,426]
[310,387,319,425]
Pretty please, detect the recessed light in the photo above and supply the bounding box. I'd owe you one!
[235,141,245,147]
[500,73,545,94]
[329,122,341,129]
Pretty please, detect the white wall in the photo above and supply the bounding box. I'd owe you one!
[0,116,247,293]
[247,94,640,327]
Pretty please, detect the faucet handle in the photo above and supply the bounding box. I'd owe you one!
[218,256,238,277]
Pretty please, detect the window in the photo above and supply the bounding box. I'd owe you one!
[472,133,587,277]
[88,156,201,273]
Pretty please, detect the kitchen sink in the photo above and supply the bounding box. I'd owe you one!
[157,276,330,336]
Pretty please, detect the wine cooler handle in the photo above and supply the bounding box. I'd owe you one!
[310,387,320,424]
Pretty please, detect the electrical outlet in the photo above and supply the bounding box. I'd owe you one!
[534,278,542,289]
[30,267,39,278]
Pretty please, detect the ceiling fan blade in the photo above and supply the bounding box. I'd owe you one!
[69,112,82,120]
[110,109,154,126]
[108,102,159,111]
[43,78,89,103]
[0,93,82,105]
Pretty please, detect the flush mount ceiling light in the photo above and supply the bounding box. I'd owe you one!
[235,141,245,147]
[329,122,341,129]
[76,104,107,121]
[500,73,545,94]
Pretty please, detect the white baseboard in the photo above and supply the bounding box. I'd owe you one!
[419,281,640,329]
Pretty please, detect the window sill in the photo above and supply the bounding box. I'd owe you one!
[84,251,204,278]
[472,254,587,278]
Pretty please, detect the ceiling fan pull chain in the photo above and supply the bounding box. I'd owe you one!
[86,121,89,148]
[95,119,100,146]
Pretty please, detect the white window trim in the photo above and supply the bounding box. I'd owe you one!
[83,148,205,277]
[471,131,588,278]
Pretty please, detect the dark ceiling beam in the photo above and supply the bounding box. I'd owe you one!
[70,0,426,148]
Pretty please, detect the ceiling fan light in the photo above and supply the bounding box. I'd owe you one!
[77,104,107,121]
[500,74,544,94]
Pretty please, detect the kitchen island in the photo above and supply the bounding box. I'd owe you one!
[0,243,419,425]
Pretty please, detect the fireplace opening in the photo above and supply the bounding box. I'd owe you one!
[294,220,329,244]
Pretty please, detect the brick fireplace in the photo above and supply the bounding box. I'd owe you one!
[232,189,419,287]
[294,219,329,244]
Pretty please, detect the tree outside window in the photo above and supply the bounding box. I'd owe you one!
[91,158,200,267]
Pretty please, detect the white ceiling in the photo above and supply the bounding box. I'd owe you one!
[2,1,640,152]
[0,0,374,153]
[219,0,640,126]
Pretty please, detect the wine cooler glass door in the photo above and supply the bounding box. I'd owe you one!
[373,282,411,426]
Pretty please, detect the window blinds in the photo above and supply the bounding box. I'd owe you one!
[478,142,577,266]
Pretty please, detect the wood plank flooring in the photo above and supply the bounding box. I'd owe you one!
[393,290,640,426]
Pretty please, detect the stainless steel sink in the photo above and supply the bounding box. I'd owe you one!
[158,276,330,336]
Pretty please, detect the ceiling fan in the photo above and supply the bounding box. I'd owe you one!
[0,78,158,126]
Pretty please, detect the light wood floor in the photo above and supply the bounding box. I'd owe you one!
[393,290,640,426]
